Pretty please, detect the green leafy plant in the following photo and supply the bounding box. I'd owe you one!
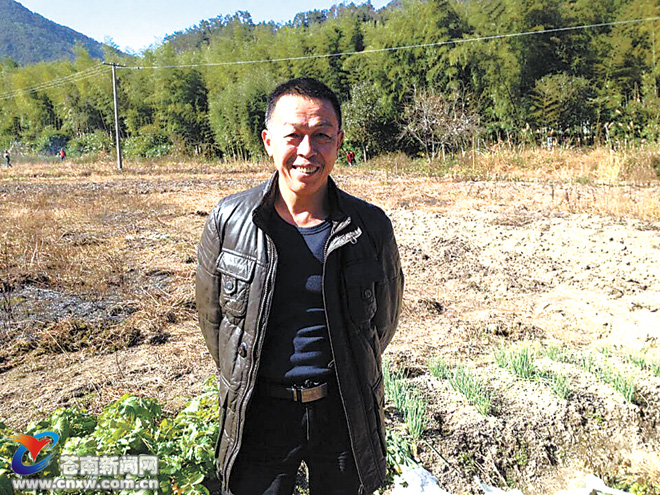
[497,345,571,400]
[626,352,660,378]
[544,371,570,400]
[427,356,451,380]
[384,362,410,413]
[579,352,597,374]
[402,389,427,441]
[495,345,536,380]
[598,365,637,403]
[576,352,637,403]
[384,430,415,481]
[544,345,569,363]
[652,363,660,377]
[383,361,428,442]
[0,381,221,495]
[627,353,648,369]
[155,383,220,495]
[429,357,493,415]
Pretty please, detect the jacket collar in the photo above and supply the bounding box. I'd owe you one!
[253,171,362,255]
[254,171,348,224]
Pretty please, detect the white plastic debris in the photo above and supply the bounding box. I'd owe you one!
[555,474,631,495]
[392,467,632,495]
[392,464,455,495]
[474,477,524,495]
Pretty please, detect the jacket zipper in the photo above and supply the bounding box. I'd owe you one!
[223,234,278,485]
[321,217,367,487]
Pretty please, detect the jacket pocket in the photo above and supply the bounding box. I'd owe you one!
[344,260,384,326]
[217,250,255,318]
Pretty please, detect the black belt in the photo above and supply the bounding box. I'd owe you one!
[260,382,329,403]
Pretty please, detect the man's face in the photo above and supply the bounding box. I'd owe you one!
[262,94,343,203]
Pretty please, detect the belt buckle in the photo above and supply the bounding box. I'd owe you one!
[292,383,327,403]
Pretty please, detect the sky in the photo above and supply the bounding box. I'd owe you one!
[16,0,391,54]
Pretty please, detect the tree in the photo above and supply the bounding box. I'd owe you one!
[446,0,523,140]
[208,71,274,160]
[399,87,481,162]
[530,73,596,144]
[342,82,391,161]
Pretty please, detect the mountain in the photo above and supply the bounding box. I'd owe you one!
[0,0,106,65]
[164,2,388,54]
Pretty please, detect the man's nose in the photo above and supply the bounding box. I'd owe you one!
[297,135,315,156]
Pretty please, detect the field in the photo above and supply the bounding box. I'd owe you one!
[1,147,659,494]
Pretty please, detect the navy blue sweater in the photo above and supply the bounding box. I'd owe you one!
[258,213,333,386]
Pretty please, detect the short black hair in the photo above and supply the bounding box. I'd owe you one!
[265,77,342,130]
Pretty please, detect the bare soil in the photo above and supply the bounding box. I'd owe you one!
[1,163,659,493]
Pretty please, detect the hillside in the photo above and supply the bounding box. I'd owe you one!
[0,0,105,64]
[163,3,383,53]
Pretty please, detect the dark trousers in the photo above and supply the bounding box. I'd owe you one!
[228,383,361,495]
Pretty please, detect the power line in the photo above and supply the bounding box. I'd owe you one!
[0,15,657,97]
[0,64,107,101]
[0,64,106,100]
[118,16,660,70]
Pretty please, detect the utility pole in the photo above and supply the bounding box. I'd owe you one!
[106,63,123,171]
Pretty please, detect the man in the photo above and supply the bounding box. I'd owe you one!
[196,77,403,495]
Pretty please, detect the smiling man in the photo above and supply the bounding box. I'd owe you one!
[196,78,404,495]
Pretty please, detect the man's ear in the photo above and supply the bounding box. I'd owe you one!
[336,131,345,152]
[262,129,273,157]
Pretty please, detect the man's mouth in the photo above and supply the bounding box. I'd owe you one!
[292,165,319,174]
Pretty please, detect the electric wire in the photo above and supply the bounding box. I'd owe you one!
[0,64,107,101]
[0,64,106,100]
[0,15,658,97]
[117,16,660,70]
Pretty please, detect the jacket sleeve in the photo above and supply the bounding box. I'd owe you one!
[196,209,223,368]
[375,217,404,351]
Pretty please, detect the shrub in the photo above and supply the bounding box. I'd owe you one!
[68,131,113,156]
[124,124,173,158]
[35,127,68,155]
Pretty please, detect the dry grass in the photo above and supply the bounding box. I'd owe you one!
[0,148,659,494]
[1,148,656,362]
[363,145,660,220]
[0,158,272,373]
[476,145,658,184]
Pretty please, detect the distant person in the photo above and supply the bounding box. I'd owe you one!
[3,150,10,167]
[58,148,66,161]
[346,149,355,166]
